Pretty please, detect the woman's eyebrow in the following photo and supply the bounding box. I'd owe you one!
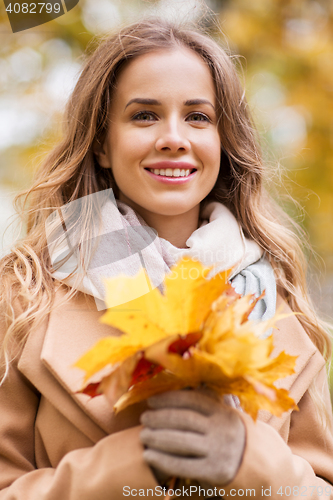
[124,98,215,110]
[124,98,160,110]
[184,99,215,110]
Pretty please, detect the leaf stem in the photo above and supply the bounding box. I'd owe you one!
[164,477,177,500]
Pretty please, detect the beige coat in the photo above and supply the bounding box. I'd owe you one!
[0,288,333,499]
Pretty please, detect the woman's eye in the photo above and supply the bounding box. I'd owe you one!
[132,111,157,122]
[187,113,211,123]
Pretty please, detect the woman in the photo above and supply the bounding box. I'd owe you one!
[0,17,332,499]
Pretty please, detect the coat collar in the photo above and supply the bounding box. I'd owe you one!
[18,288,325,441]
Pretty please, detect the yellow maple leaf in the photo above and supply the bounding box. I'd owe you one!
[101,258,231,335]
[74,258,231,383]
[74,257,298,420]
[142,294,298,418]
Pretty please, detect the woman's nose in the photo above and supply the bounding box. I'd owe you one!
[155,120,191,153]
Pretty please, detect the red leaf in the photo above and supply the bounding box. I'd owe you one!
[81,382,101,398]
[168,332,202,355]
[130,356,164,386]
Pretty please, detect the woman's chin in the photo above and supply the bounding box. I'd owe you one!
[144,202,200,218]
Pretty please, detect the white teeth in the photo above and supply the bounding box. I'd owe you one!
[148,168,194,177]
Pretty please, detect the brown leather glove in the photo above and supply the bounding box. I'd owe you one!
[140,389,246,487]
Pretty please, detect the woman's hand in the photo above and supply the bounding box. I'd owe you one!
[140,389,246,487]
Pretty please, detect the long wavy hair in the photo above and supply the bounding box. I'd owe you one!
[0,18,331,409]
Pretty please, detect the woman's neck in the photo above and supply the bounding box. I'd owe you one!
[142,208,201,248]
[118,196,201,248]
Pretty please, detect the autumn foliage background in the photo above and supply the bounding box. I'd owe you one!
[0,0,333,372]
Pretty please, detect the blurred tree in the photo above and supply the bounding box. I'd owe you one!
[214,0,333,262]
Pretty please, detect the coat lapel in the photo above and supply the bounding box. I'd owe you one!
[18,287,146,442]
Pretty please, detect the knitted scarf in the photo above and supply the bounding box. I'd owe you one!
[46,189,276,329]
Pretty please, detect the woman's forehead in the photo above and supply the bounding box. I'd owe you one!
[112,47,216,104]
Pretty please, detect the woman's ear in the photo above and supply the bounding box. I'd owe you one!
[93,139,112,169]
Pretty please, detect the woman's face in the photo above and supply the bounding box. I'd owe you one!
[96,47,221,218]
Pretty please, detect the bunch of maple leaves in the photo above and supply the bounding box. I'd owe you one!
[74,257,297,420]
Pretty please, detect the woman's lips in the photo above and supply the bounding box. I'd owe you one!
[145,161,197,171]
[143,161,198,184]
[144,168,197,184]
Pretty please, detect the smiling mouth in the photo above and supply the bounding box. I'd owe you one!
[144,167,197,178]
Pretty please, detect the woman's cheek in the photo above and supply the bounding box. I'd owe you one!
[123,130,154,158]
